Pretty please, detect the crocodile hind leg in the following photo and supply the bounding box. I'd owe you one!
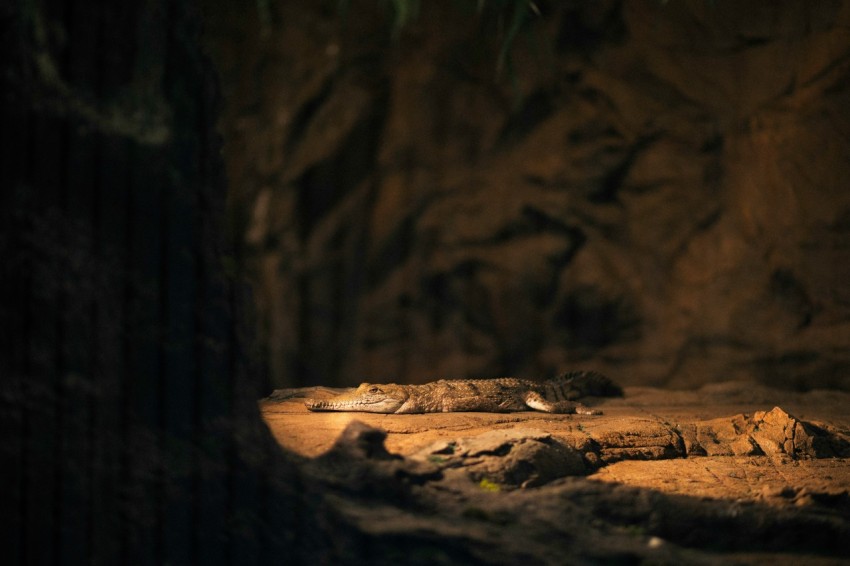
[523,391,602,415]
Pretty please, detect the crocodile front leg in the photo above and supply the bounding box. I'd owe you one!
[523,391,602,415]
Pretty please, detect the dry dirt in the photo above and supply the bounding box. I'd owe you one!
[262,382,850,564]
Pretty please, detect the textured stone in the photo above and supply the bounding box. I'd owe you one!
[262,381,850,564]
[203,1,850,391]
[411,428,586,488]
[265,384,850,465]
[583,419,685,463]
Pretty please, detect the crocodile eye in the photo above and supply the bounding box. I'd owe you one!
[367,386,381,393]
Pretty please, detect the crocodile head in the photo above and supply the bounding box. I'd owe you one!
[305,383,409,413]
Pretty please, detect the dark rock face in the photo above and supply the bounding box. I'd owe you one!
[202,1,850,390]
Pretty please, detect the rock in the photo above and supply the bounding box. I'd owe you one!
[320,420,401,462]
[748,406,835,460]
[306,421,442,499]
[583,419,685,463]
[749,406,850,459]
[750,407,797,458]
[676,424,707,456]
[411,428,586,488]
[261,384,850,563]
[694,414,763,457]
[676,406,850,461]
[205,1,850,392]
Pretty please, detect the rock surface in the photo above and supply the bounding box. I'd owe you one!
[409,428,587,488]
[266,382,850,457]
[202,1,850,391]
[274,383,850,563]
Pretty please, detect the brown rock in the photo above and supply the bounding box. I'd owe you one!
[750,406,802,459]
[677,423,706,456]
[411,428,586,488]
[205,1,850,392]
[570,418,684,463]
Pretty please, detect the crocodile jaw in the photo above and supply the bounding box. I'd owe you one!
[305,383,408,413]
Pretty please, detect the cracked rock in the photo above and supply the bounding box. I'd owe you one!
[411,428,586,488]
[585,419,685,463]
[749,406,850,460]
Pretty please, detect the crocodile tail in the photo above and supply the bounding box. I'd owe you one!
[550,370,623,398]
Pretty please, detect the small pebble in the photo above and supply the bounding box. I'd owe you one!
[647,536,664,549]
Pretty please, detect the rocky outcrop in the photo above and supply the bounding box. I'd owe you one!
[410,429,587,488]
[294,418,850,563]
[202,1,850,390]
[401,406,850,490]
[262,383,850,561]
[265,384,850,494]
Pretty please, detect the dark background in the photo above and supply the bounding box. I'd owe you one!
[1,0,297,563]
[2,0,849,564]
[202,0,850,392]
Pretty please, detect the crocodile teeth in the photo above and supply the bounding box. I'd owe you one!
[305,399,359,411]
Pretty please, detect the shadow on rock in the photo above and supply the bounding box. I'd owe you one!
[295,420,850,564]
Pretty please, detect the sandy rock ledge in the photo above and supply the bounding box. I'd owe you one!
[263,383,850,563]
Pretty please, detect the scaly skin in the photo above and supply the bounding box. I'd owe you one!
[305,371,621,414]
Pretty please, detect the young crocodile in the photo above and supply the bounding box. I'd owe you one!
[305,371,621,415]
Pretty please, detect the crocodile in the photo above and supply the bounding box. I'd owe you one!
[305,371,622,415]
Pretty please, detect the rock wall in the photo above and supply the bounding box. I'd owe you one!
[1,0,302,562]
[201,0,850,390]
